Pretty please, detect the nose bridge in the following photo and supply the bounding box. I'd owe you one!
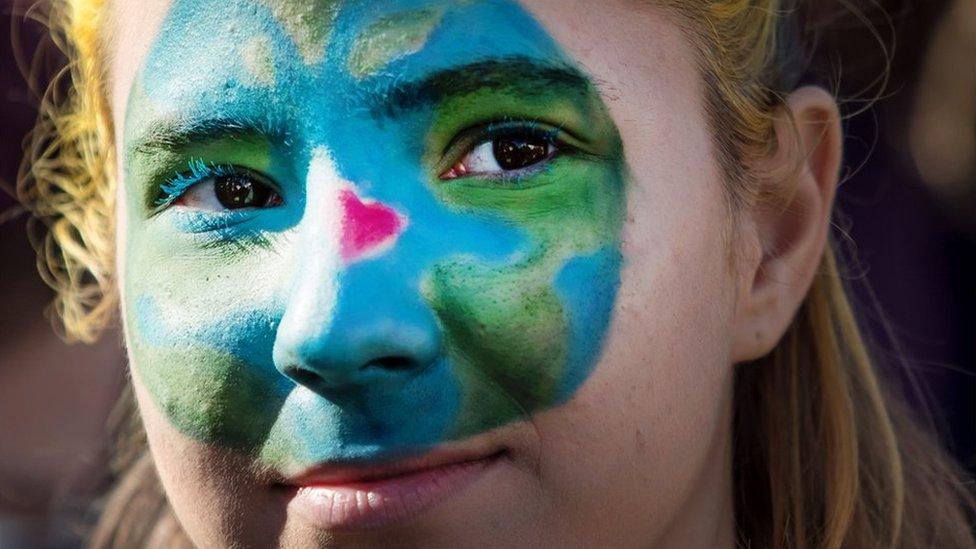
[273,148,440,392]
[274,148,346,353]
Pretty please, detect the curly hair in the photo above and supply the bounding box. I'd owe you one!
[17,0,115,343]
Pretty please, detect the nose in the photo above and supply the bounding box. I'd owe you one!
[273,285,442,393]
[272,148,440,394]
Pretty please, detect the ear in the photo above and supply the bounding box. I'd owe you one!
[730,86,843,362]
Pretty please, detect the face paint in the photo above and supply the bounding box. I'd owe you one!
[348,8,444,78]
[258,0,340,65]
[339,189,406,263]
[123,0,627,473]
[242,36,277,87]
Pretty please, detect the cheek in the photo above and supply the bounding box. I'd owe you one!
[425,158,627,439]
[519,18,737,529]
[120,215,292,450]
[525,182,737,540]
[131,376,290,548]
[577,0,737,455]
[611,180,736,434]
[425,258,571,434]
[423,244,622,439]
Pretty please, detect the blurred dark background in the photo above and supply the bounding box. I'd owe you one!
[0,3,126,547]
[1,0,974,547]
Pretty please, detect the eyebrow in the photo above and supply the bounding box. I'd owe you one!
[373,56,593,117]
[126,57,593,154]
[128,117,281,157]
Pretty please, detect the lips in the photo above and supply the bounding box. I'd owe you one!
[281,447,505,531]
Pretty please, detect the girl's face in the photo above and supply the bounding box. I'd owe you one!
[112,0,742,546]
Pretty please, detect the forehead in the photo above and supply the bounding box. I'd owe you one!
[127,1,569,132]
[145,0,566,64]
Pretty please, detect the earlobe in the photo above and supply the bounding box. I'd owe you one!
[730,86,843,363]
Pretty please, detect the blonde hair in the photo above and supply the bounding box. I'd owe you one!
[18,0,115,344]
[19,0,976,547]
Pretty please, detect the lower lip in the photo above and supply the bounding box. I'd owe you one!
[285,453,502,531]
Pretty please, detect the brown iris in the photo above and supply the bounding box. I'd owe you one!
[492,136,550,171]
[214,174,278,209]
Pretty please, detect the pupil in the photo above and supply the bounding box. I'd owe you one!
[215,174,268,209]
[493,136,549,171]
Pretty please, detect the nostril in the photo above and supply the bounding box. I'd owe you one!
[287,367,324,388]
[280,355,429,393]
[365,356,418,372]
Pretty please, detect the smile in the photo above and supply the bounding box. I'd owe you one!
[279,445,507,531]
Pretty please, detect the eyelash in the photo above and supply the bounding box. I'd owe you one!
[155,158,237,210]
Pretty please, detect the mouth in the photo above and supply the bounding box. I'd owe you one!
[279,445,508,531]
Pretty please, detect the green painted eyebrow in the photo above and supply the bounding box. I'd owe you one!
[372,56,594,117]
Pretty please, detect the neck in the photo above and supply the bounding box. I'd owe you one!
[656,386,737,549]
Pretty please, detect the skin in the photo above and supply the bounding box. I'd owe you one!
[108,0,843,546]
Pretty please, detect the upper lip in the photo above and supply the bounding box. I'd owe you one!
[282,444,505,487]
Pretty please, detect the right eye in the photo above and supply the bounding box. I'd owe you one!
[171,170,283,211]
[440,132,558,180]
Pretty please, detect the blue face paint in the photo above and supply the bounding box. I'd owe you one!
[123,0,627,473]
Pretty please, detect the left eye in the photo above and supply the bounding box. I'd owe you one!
[175,172,282,211]
[442,134,556,180]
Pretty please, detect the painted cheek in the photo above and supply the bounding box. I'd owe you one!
[425,257,570,437]
[421,159,627,436]
[131,341,285,451]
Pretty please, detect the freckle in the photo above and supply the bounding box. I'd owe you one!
[755,331,762,341]
[634,427,647,454]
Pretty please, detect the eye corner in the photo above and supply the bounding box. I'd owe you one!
[439,164,469,181]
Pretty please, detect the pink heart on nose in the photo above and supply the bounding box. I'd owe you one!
[339,189,405,263]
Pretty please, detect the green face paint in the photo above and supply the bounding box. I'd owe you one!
[348,8,444,78]
[257,0,340,65]
[123,0,628,472]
